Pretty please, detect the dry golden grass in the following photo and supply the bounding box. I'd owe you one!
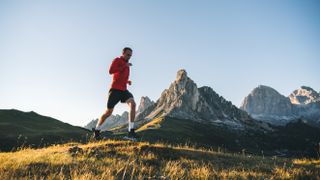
[137,117,163,131]
[0,139,319,179]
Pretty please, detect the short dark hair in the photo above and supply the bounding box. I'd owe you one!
[123,47,132,53]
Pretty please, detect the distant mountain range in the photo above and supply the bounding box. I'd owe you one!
[0,109,90,151]
[85,112,128,131]
[240,85,320,126]
[134,69,270,131]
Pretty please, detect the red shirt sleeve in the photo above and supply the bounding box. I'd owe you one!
[109,58,126,74]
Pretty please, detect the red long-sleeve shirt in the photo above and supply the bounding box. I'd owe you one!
[109,56,130,91]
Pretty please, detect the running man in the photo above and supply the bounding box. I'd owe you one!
[93,47,138,140]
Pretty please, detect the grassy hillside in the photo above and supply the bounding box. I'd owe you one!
[132,117,320,157]
[0,139,318,179]
[0,109,90,151]
[136,117,243,150]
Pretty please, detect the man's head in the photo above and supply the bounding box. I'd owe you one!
[122,47,133,61]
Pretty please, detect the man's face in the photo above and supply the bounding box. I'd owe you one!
[123,50,132,61]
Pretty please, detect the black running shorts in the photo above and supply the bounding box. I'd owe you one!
[107,89,134,109]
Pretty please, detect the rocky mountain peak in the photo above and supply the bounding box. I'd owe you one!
[147,69,199,119]
[176,69,188,82]
[240,85,293,118]
[252,85,281,97]
[142,70,253,129]
[289,86,319,105]
[241,85,320,126]
[137,96,155,115]
[173,69,195,93]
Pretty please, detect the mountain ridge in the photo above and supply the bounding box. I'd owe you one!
[240,85,320,126]
[135,69,266,131]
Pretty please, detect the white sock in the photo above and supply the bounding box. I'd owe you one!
[128,122,134,131]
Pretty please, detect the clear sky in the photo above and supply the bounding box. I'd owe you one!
[1,0,319,126]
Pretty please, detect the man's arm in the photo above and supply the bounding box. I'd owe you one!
[109,59,126,74]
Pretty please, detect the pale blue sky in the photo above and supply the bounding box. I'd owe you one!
[1,0,319,126]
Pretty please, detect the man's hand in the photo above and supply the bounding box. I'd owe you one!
[127,80,132,85]
[126,63,132,67]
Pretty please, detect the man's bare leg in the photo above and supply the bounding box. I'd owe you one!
[96,108,113,130]
[126,98,136,131]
